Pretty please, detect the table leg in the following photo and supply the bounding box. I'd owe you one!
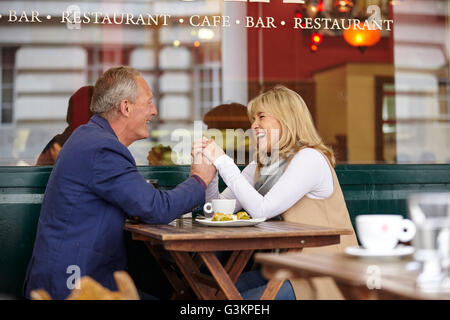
[199,252,243,300]
[144,242,192,300]
[259,279,285,300]
[170,251,218,300]
[226,250,254,283]
[223,251,240,273]
[192,252,204,269]
[215,250,254,299]
[258,248,303,300]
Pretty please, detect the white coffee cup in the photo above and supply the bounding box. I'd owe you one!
[356,215,416,250]
[203,199,236,216]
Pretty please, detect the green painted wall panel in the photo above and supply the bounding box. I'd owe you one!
[0,164,449,297]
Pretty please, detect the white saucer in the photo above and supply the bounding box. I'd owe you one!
[345,245,415,258]
[195,217,266,227]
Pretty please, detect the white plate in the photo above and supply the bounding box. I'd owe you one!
[345,245,415,258]
[195,217,266,227]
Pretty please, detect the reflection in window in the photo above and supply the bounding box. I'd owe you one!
[87,47,132,85]
[393,0,450,163]
[0,0,448,165]
[194,62,222,118]
[1,47,17,124]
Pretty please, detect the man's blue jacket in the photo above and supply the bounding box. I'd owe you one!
[23,114,205,299]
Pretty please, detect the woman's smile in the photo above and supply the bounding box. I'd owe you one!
[255,130,267,138]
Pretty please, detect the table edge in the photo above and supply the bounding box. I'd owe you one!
[124,221,354,241]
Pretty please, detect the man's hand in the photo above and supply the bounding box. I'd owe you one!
[191,137,210,165]
[190,137,217,185]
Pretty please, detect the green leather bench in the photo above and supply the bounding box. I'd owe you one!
[1,164,449,298]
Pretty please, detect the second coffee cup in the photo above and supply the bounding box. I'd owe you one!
[356,214,416,251]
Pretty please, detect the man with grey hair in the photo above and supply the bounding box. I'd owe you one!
[23,66,216,300]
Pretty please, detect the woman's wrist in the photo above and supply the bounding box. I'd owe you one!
[212,154,229,168]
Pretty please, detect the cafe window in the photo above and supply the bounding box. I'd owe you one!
[194,62,222,118]
[87,47,132,85]
[0,0,448,166]
[0,47,16,125]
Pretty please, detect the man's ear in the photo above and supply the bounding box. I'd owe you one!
[118,100,130,117]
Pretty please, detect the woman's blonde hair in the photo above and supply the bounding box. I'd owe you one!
[247,85,336,167]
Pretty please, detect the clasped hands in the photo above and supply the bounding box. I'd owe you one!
[191,137,225,165]
[190,137,225,185]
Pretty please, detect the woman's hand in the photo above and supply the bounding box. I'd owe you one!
[191,137,216,185]
[202,139,225,163]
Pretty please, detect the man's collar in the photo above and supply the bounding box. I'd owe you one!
[90,114,118,138]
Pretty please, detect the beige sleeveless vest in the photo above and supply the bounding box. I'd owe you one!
[281,154,357,252]
[255,151,358,299]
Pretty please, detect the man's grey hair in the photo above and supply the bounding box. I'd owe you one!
[90,66,141,119]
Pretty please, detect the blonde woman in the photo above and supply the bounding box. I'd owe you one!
[197,85,357,300]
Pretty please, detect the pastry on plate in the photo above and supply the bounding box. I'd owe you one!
[211,213,234,221]
[236,211,251,220]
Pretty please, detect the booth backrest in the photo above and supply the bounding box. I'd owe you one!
[0,164,449,297]
[336,164,450,227]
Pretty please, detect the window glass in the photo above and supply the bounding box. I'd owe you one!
[0,0,448,165]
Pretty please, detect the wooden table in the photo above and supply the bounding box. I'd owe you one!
[255,252,450,300]
[125,218,353,300]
